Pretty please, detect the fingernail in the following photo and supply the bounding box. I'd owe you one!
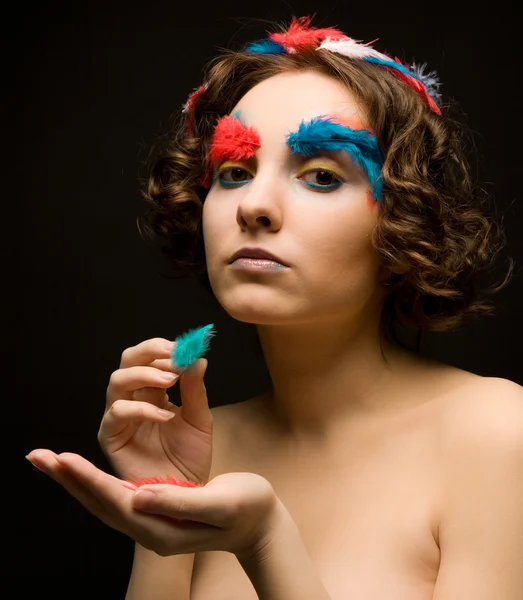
[185,360,201,375]
[157,408,174,418]
[26,456,48,473]
[164,341,174,352]
[133,490,156,508]
[160,372,177,382]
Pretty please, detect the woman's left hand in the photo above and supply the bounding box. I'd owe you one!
[26,449,282,559]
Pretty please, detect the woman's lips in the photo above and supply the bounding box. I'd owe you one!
[230,258,288,271]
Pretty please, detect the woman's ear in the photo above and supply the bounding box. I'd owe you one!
[392,264,409,275]
[379,263,408,284]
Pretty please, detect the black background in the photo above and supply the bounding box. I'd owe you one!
[7,0,522,596]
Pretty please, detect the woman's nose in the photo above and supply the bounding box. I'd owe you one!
[236,172,284,231]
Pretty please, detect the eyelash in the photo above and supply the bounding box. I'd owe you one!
[214,166,344,192]
[215,167,253,189]
[297,168,344,191]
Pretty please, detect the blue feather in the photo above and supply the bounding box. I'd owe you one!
[363,56,424,83]
[244,39,286,54]
[171,323,216,372]
[286,117,384,203]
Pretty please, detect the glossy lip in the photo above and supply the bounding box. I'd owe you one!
[231,258,287,272]
[229,247,289,266]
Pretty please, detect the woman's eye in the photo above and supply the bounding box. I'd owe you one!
[298,169,343,191]
[217,167,253,188]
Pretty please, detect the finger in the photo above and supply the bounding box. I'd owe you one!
[27,451,220,555]
[27,450,114,522]
[56,453,130,500]
[119,338,174,369]
[132,473,276,534]
[149,358,176,371]
[133,386,169,407]
[26,449,61,473]
[131,479,229,528]
[99,399,177,440]
[54,455,218,554]
[106,366,179,406]
[54,453,142,532]
[179,358,212,429]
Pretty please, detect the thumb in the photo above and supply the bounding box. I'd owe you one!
[131,483,223,526]
[179,358,211,424]
[199,357,209,377]
[184,357,208,378]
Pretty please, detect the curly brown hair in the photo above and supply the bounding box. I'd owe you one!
[137,35,514,350]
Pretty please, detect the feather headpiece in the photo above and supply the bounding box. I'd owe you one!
[181,16,442,134]
[245,16,442,115]
[182,83,208,134]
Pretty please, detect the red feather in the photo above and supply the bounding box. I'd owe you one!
[184,84,207,113]
[123,475,204,489]
[209,114,261,164]
[184,84,208,134]
[385,66,441,115]
[269,15,348,52]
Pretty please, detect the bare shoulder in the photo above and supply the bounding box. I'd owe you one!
[393,352,523,451]
[403,350,523,427]
[430,376,523,598]
[438,375,523,447]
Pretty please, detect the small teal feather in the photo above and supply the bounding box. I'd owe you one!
[171,323,216,372]
[244,39,286,54]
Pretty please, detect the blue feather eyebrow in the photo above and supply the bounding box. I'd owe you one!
[286,117,384,203]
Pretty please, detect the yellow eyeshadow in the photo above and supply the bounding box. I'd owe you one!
[216,161,254,175]
[216,160,238,171]
[296,160,344,179]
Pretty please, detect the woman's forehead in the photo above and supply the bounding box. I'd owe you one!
[231,85,372,143]
[232,71,369,134]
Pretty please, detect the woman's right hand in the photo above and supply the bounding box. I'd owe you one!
[99,338,213,485]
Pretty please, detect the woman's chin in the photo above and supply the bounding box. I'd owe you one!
[224,303,296,326]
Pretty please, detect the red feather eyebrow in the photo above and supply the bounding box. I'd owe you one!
[209,115,261,164]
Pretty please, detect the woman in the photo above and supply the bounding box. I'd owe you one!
[27,17,522,600]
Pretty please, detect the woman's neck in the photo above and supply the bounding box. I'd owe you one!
[255,315,414,440]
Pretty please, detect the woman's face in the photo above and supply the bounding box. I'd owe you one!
[202,70,386,326]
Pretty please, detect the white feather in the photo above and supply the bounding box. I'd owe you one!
[318,39,442,110]
[318,38,388,62]
[411,62,443,102]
